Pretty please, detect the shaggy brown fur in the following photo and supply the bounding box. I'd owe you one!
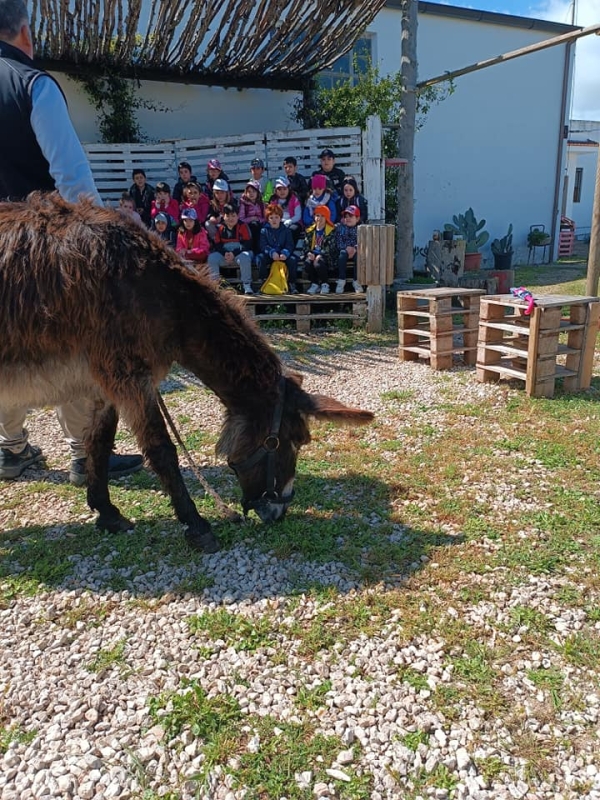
[0,193,374,551]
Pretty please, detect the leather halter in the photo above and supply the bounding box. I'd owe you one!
[228,376,295,516]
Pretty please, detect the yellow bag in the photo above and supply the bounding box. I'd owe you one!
[260,260,288,295]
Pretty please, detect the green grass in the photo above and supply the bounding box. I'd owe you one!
[0,725,37,754]
[187,608,275,652]
[86,638,129,675]
[147,679,372,798]
[295,680,332,711]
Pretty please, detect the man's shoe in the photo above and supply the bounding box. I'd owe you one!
[320,282,330,295]
[335,279,346,294]
[352,280,364,293]
[69,453,144,487]
[0,444,44,479]
[306,283,320,295]
[243,283,254,295]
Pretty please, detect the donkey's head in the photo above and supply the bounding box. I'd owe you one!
[217,374,374,523]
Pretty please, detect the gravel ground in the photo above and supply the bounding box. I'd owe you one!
[1,343,600,800]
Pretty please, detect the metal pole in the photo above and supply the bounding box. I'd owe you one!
[585,148,600,296]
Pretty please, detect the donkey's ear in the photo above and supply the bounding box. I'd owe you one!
[299,392,374,425]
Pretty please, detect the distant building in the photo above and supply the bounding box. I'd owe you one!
[564,120,599,241]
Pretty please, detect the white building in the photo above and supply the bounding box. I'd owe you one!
[564,120,599,241]
[47,1,577,265]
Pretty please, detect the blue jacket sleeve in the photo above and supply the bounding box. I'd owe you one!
[259,226,272,256]
[282,227,294,256]
[30,76,102,205]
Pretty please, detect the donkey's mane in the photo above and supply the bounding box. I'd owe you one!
[0,192,281,407]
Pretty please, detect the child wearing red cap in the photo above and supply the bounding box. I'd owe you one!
[334,205,363,293]
[303,204,338,295]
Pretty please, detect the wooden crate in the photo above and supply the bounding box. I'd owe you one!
[397,287,485,370]
[476,294,600,398]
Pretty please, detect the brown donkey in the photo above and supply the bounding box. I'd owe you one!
[0,193,374,552]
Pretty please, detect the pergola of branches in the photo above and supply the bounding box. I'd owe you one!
[32,0,388,88]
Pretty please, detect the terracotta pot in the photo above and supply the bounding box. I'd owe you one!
[489,268,515,294]
[464,252,482,271]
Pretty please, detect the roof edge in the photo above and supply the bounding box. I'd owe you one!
[40,60,307,91]
[384,1,579,35]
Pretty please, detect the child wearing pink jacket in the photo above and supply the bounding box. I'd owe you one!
[175,208,209,262]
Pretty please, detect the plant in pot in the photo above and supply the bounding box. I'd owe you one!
[491,224,513,270]
[444,208,489,271]
[527,228,550,247]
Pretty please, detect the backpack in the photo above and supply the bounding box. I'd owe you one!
[260,260,288,295]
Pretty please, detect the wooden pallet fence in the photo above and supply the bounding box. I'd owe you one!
[84,123,368,207]
[84,142,176,204]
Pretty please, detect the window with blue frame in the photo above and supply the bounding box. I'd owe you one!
[318,35,374,89]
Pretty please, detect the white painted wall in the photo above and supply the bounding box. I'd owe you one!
[564,142,598,239]
[369,8,572,265]
[54,73,301,144]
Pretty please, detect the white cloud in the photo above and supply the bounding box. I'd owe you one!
[530,0,600,120]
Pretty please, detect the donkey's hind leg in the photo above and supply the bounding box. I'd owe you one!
[86,403,133,533]
[125,391,220,553]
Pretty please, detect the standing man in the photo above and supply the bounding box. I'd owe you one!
[312,148,346,199]
[0,0,143,484]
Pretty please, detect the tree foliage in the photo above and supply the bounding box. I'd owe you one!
[294,60,452,158]
[74,72,145,143]
[294,60,452,221]
[73,67,170,144]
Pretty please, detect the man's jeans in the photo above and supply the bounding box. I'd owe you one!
[207,251,253,283]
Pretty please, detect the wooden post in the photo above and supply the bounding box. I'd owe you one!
[585,144,600,296]
[396,0,418,280]
[363,116,384,223]
[358,224,395,333]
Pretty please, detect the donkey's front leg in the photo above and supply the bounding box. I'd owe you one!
[86,403,133,533]
[129,395,220,553]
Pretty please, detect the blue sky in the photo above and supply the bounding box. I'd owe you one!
[447,0,599,120]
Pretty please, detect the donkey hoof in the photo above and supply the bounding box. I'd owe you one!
[96,513,134,534]
[185,528,221,553]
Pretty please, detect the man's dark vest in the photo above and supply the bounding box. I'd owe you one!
[0,40,59,200]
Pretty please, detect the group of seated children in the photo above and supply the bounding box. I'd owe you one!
[118,148,368,295]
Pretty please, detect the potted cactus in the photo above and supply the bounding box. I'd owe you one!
[444,208,489,271]
[491,224,513,270]
[490,223,515,293]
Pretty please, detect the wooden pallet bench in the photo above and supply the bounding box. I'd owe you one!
[397,287,485,369]
[476,293,600,398]
[241,292,367,333]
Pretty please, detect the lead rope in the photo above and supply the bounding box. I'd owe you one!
[157,391,243,524]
